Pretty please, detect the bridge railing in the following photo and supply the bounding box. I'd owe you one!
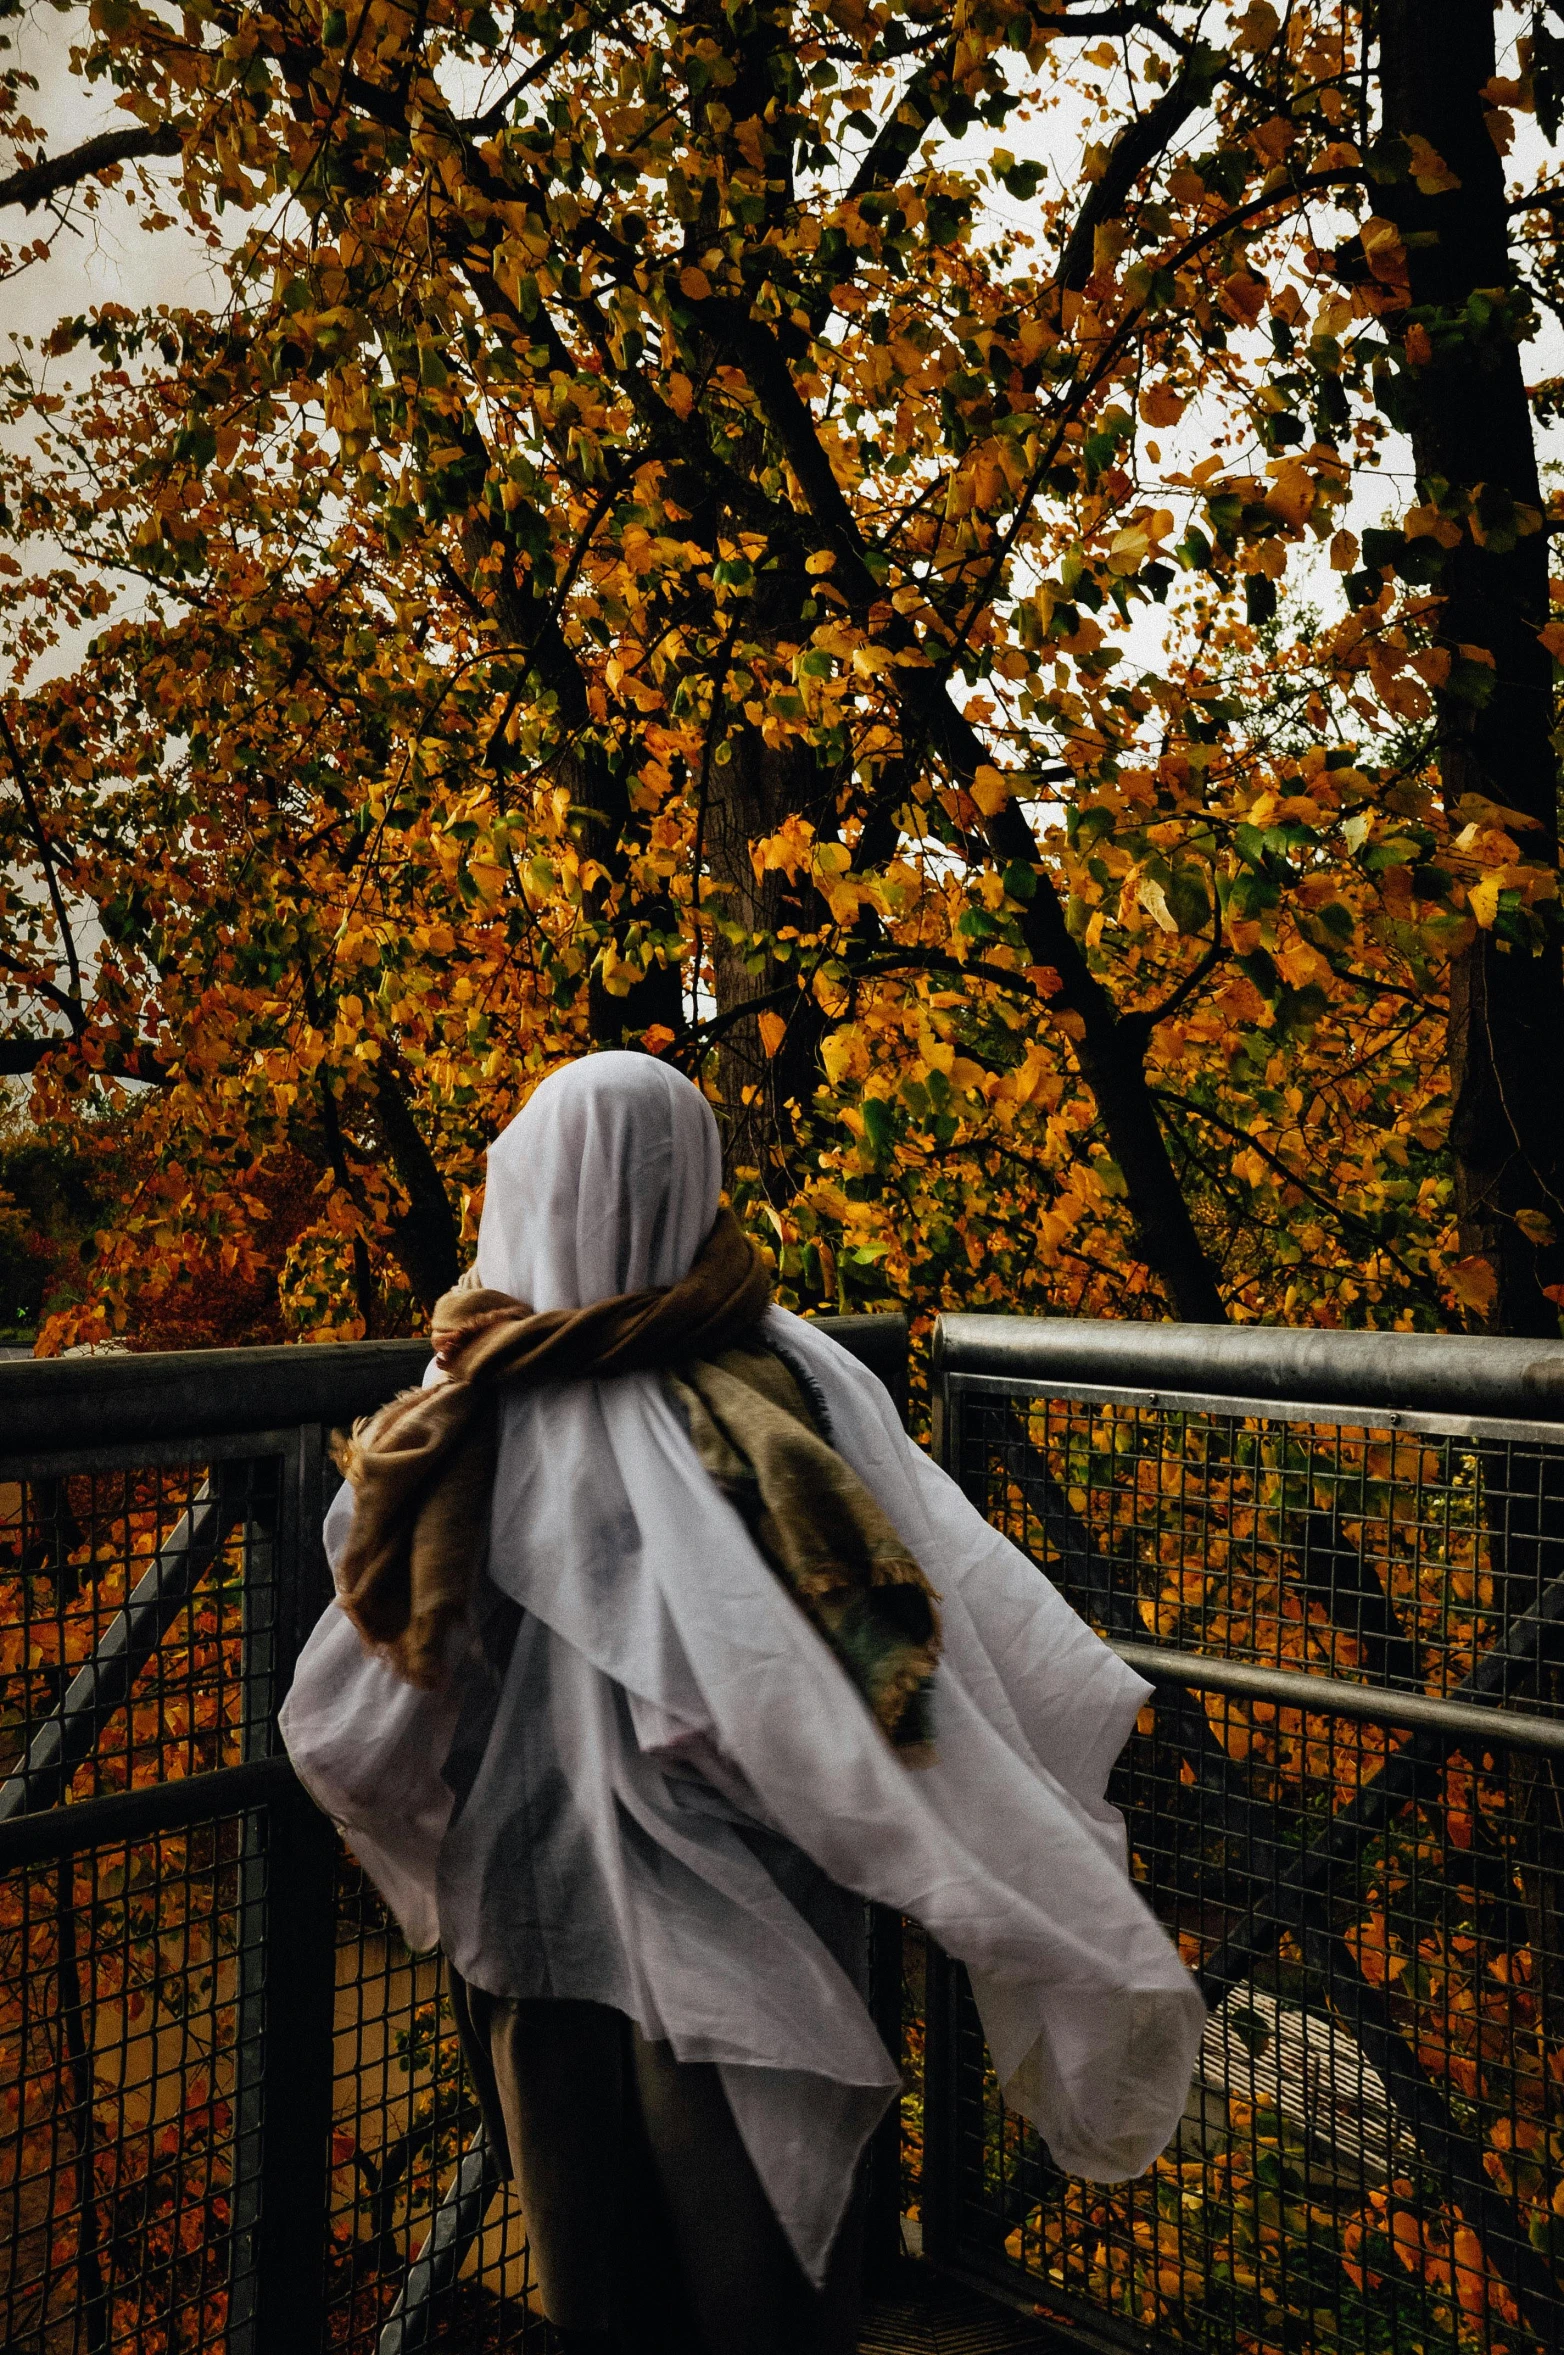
[15,1310,1564,2355]
[920,1315,1564,2355]
[0,1319,905,2355]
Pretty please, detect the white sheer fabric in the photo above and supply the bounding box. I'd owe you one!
[280,1052,1204,2284]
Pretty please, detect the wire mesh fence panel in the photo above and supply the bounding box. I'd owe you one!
[322,1857,542,2352]
[0,1815,264,2355]
[950,1389,1564,1700]
[0,1445,292,2355]
[0,1457,281,1812]
[942,1716,1564,2355]
[0,1436,548,2355]
[924,1370,1564,2355]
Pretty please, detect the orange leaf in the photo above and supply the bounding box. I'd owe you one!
[1449,1255,1498,1314]
[1219,270,1267,326]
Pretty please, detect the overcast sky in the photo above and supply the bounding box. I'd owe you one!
[4,4,219,342]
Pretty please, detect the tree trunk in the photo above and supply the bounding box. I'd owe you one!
[372,1068,461,1306]
[568,745,688,1052]
[702,726,825,1183]
[981,797,1229,1322]
[1378,0,1564,1337]
[1379,3,1564,2066]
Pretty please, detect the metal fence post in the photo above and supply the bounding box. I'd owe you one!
[228,1424,339,2355]
[919,1943,962,2270]
[916,1345,960,2270]
[861,1905,905,2286]
[376,2130,506,2354]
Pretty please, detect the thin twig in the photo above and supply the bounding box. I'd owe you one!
[0,710,82,1012]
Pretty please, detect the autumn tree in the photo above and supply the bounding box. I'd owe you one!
[0,0,1558,1343]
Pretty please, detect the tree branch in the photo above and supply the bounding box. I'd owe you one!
[1119,927,1229,1048]
[371,1065,459,1306]
[845,41,958,208]
[1150,1083,1444,1306]
[0,712,82,1010]
[0,1030,166,1083]
[0,124,182,214]
[1054,49,1215,293]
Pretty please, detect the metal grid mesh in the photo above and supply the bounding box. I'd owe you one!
[0,1818,261,2355]
[323,1858,542,2350]
[932,1382,1564,2355]
[0,1459,280,1806]
[0,1445,554,2354]
[0,1323,917,2351]
[960,1391,1564,1698]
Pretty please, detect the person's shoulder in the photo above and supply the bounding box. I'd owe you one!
[761,1304,891,1390]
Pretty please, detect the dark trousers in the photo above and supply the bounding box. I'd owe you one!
[449,1976,863,2354]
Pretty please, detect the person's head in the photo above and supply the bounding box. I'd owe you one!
[476,1053,722,1309]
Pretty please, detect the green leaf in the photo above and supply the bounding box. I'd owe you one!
[861,1096,897,1159]
[957,907,1000,940]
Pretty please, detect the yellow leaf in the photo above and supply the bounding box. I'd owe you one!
[1516,1206,1556,1247]
[1330,528,1359,572]
[1139,382,1185,427]
[679,267,713,301]
[667,373,694,419]
[1452,791,1544,833]
[733,115,766,172]
[821,1026,868,1085]
[1360,215,1410,291]
[757,1010,786,1058]
[971,765,1013,816]
[1469,871,1502,927]
[1264,461,1315,530]
[1108,526,1149,575]
[804,549,836,575]
[1092,219,1131,276]
[1219,269,1267,325]
[1137,876,1179,934]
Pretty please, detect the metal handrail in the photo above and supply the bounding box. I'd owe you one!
[933,1310,1564,1425]
[0,1310,911,1455]
[0,1337,431,1454]
[1111,1640,1564,1753]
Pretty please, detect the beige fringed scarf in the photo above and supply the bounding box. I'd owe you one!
[332,1210,940,1751]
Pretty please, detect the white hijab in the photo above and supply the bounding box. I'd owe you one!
[282,1053,1204,2282]
[476,1050,723,1306]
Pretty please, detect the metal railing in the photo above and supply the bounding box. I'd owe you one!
[17,1307,1564,2355]
[920,1314,1564,2355]
[0,1318,907,2355]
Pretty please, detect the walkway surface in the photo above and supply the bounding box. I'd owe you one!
[859,2264,1076,2353]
